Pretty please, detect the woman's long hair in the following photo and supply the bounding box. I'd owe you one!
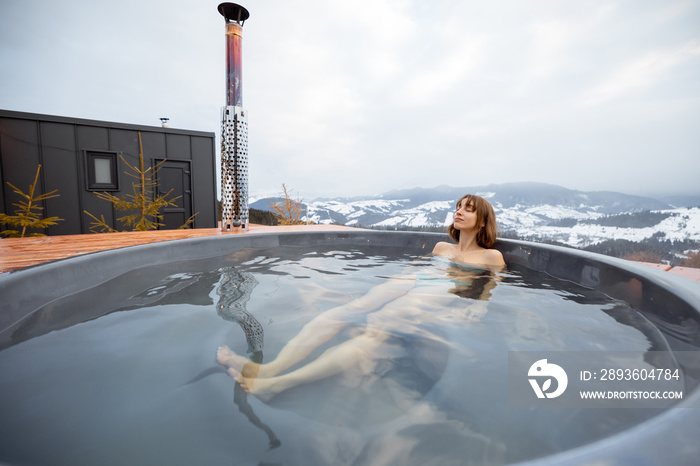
[447,194,498,248]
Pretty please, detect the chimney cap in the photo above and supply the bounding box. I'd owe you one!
[218,3,250,23]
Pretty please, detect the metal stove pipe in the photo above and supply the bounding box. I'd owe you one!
[218,3,250,231]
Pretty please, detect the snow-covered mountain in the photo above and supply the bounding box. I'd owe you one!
[250,182,700,249]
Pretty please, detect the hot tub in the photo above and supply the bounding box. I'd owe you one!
[0,230,698,465]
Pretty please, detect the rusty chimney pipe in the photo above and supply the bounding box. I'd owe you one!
[218,3,250,231]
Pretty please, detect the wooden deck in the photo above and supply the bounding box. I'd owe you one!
[0,224,358,273]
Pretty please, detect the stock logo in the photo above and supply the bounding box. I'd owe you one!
[528,359,568,399]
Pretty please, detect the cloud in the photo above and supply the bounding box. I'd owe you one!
[1,0,699,199]
[580,41,700,106]
[396,33,488,105]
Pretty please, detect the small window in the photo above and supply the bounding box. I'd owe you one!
[85,151,119,191]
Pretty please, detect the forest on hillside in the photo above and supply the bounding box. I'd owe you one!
[251,207,700,267]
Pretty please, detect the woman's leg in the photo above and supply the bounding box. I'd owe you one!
[217,278,414,378]
[217,313,348,378]
[231,329,390,400]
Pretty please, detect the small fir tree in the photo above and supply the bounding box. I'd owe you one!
[0,165,62,238]
[85,132,196,232]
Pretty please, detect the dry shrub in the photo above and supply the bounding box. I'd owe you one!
[681,251,700,268]
[622,250,663,263]
[268,184,307,225]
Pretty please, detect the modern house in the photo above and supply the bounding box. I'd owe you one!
[0,109,218,235]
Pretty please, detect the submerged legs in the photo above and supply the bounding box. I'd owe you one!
[221,329,389,401]
[217,278,416,399]
[217,311,350,379]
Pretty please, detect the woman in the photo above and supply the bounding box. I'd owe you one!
[217,194,505,400]
[432,193,505,268]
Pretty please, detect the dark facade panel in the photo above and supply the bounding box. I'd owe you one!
[1,118,42,199]
[165,133,191,160]
[39,122,81,236]
[191,135,217,227]
[0,110,217,235]
[0,118,44,233]
[77,125,110,152]
[109,129,139,160]
[139,131,167,167]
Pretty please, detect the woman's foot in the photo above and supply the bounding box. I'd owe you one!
[217,346,260,378]
[227,368,280,402]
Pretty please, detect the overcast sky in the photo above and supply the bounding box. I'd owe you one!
[1,0,699,200]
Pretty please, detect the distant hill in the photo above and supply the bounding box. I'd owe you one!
[377,182,670,212]
[250,182,700,256]
[659,194,700,208]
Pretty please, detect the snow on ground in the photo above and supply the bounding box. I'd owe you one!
[514,208,700,248]
[312,199,407,217]
[417,201,453,212]
[496,208,543,229]
[374,216,407,227]
[524,205,604,220]
[299,197,700,249]
[443,211,453,226]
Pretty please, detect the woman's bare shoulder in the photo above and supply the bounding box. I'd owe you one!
[432,242,504,268]
[432,241,456,256]
[480,248,505,267]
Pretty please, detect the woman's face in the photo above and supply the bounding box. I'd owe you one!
[453,199,480,231]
